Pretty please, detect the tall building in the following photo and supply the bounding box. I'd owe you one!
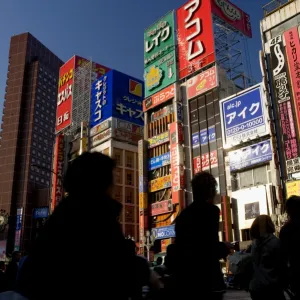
[0,32,63,253]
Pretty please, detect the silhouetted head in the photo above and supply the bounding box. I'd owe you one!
[250,215,275,240]
[124,239,137,255]
[191,172,217,203]
[286,196,300,220]
[64,152,115,197]
[12,251,21,263]
[156,256,163,266]
[0,261,5,272]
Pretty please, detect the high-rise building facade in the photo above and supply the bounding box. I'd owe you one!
[0,33,63,253]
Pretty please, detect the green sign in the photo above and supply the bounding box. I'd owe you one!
[144,50,177,97]
[144,11,175,67]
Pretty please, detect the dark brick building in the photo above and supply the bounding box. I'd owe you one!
[0,33,63,253]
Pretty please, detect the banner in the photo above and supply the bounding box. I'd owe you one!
[14,208,23,251]
[192,126,217,147]
[151,200,173,216]
[228,140,272,171]
[177,0,215,79]
[143,84,176,112]
[56,57,75,132]
[90,119,111,137]
[187,65,218,99]
[149,175,172,193]
[139,193,148,210]
[149,152,171,171]
[211,0,252,38]
[270,35,300,174]
[152,225,175,240]
[148,131,169,148]
[151,104,174,122]
[193,150,218,174]
[220,85,267,148]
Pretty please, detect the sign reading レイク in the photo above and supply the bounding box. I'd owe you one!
[210,0,252,38]
[177,0,215,79]
[220,85,267,148]
[187,65,218,99]
[143,84,176,112]
[56,57,75,132]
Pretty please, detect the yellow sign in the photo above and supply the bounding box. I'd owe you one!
[59,69,73,88]
[148,131,169,148]
[139,193,148,210]
[149,175,172,193]
[286,180,300,198]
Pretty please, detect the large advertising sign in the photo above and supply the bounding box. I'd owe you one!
[284,27,300,135]
[228,140,272,172]
[90,70,144,128]
[51,135,64,210]
[56,57,75,133]
[14,208,23,251]
[220,85,267,148]
[177,0,215,79]
[270,35,300,174]
[152,225,175,240]
[144,12,177,97]
[193,150,218,174]
[143,84,176,112]
[187,65,218,99]
[149,152,171,171]
[211,0,252,38]
[149,175,172,193]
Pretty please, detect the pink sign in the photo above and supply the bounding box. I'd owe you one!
[211,0,252,38]
[151,200,173,216]
[187,65,218,99]
[193,150,218,174]
[284,27,300,134]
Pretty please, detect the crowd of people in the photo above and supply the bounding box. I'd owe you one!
[0,152,298,300]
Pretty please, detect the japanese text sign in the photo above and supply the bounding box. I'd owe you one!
[211,0,252,38]
[151,104,174,122]
[286,158,300,174]
[115,119,143,136]
[149,152,171,171]
[152,225,176,240]
[228,140,272,172]
[220,85,267,148]
[33,207,49,219]
[193,150,218,173]
[177,0,215,79]
[192,126,216,148]
[148,131,169,148]
[143,84,176,112]
[14,208,23,251]
[144,11,176,67]
[91,128,112,148]
[139,193,148,210]
[56,57,75,133]
[144,50,177,97]
[114,130,141,145]
[149,175,172,193]
[284,27,300,135]
[286,180,300,198]
[151,200,173,216]
[187,65,218,99]
[90,119,111,137]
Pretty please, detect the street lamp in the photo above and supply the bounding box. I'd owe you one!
[140,230,156,261]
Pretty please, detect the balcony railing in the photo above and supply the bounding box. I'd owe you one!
[263,0,294,16]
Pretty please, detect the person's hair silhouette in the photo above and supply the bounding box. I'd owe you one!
[191,172,217,203]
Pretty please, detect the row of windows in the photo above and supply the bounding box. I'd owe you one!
[34,117,54,132]
[31,149,51,162]
[32,141,52,155]
[32,133,52,146]
[29,174,50,186]
[33,125,54,139]
[114,149,136,169]
[114,186,138,205]
[37,88,56,99]
[115,168,136,186]
[30,165,51,178]
[31,157,51,171]
[39,67,57,83]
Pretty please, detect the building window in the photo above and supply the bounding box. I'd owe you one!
[125,151,134,168]
[125,224,135,239]
[115,168,123,185]
[125,170,134,186]
[114,148,123,166]
[115,186,122,202]
[124,206,134,223]
[125,187,134,204]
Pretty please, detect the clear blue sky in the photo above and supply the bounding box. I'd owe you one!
[0,0,270,120]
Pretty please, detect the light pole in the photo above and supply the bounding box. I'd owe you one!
[140,230,155,261]
[271,204,288,236]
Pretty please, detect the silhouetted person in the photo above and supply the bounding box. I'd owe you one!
[174,172,228,300]
[0,261,7,293]
[5,251,21,291]
[17,152,136,300]
[280,196,300,298]
[249,215,286,300]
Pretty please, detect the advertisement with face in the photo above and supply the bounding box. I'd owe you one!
[177,0,215,79]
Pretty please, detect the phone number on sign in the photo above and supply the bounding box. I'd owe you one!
[226,117,264,136]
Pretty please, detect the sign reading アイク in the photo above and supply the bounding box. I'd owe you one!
[143,84,176,112]
[211,0,252,38]
[220,85,267,148]
[177,0,215,79]
[187,65,218,99]
[284,27,300,136]
[56,57,75,133]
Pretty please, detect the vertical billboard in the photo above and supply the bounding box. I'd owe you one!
[90,70,144,129]
[269,35,300,174]
[144,11,177,97]
[56,57,75,133]
[220,85,268,148]
[284,27,300,136]
[51,135,64,210]
[210,0,252,38]
[14,208,23,251]
[177,0,215,79]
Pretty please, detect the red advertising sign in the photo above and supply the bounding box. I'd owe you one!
[143,84,176,112]
[284,27,300,135]
[177,0,215,79]
[56,57,75,132]
[51,135,64,210]
[187,65,218,99]
[193,150,218,174]
[151,200,173,216]
[211,0,252,38]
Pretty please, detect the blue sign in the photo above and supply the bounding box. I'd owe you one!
[90,70,144,128]
[228,140,272,171]
[152,225,175,240]
[149,152,171,171]
[139,176,148,193]
[177,103,183,122]
[221,86,267,147]
[200,126,216,145]
[192,132,200,147]
[33,207,49,219]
